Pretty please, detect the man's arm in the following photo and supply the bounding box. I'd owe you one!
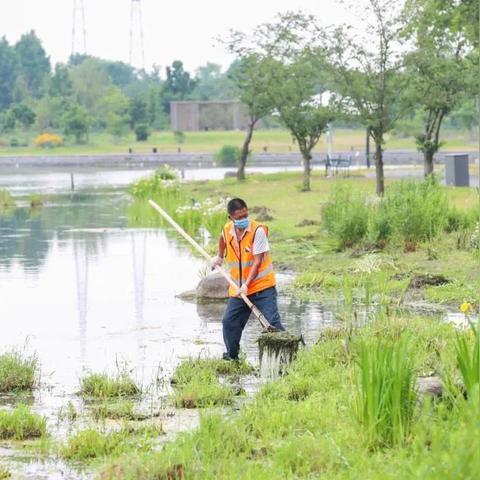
[244,253,264,287]
[213,233,226,268]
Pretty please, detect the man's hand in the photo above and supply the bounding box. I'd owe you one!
[235,284,248,297]
[211,255,223,270]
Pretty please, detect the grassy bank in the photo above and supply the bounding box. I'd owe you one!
[129,169,479,310]
[0,128,478,156]
[100,316,480,479]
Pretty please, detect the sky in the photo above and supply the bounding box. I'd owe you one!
[0,0,357,73]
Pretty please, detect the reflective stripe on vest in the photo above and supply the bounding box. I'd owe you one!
[223,220,276,297]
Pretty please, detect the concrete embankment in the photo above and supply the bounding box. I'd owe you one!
[0,150,475,169]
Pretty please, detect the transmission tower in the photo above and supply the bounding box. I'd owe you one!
[72,0,87,56]
[129,0,145,69]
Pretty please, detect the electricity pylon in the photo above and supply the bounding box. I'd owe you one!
[129,0,145,69]
[72,0,87,56]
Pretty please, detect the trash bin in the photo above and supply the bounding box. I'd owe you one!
[445,153,469,187]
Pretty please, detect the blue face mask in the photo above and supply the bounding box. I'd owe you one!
[234,218,249,229]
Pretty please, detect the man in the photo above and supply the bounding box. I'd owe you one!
[213,198,285,360]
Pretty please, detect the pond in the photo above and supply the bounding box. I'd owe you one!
[0,167,334,478]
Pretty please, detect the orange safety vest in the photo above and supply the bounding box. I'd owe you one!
[223,220,276,297]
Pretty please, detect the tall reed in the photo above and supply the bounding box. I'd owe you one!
[353,336,416,448]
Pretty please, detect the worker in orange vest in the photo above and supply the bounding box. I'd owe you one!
[213,198,285,360]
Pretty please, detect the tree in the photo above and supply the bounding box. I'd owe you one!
[403,0,473,177]
[63,104,90,143]
[224,55,275,180]
[49,64,73,98]
[98,87,130,139]
[70,58,112,124]
[327,0,406,195]
[162,60,196,111]
[192,62,233,100]
[128,96,149,129]
[14,31,51,98]
[12,103,35,129]
[0,37,18,110]
[227,12,334,189]
[269,54,335,191]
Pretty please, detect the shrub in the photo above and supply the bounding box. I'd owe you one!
[0,404,46,440]
[173,130,186,144]
[34,133,63,148]
[215,145,241,166]
[134,124,150,142]
[9,138,19,148]
[353,336,416,448]
[79,372,140,399]
[373,177,449,248]
[0,350,39,393]
[155,165,177,181]
[322,187,369,248]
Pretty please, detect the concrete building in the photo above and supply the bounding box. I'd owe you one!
[170,101,249,131]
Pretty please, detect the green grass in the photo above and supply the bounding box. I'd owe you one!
[0,128,478,156]
[171,357,252,409]
[99,316,476,480]
[60,424,163,462]
[79,372,140,399]
[0,350,39,393]
[129,171,479,309]
[0,404,46,440]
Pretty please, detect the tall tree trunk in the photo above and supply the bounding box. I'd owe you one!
[424,150,434,178]
[375,141,384,196]
[237,120,256,181]
[301,150,312,191]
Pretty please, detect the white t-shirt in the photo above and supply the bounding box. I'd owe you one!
[253,226,269,255]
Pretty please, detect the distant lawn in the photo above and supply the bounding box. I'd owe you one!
[0,128,478,157]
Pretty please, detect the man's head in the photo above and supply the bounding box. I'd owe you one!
[227,198,249,228]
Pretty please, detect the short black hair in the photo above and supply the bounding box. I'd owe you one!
[227,198,248,215]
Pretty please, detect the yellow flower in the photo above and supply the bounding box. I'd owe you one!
[460,302,472,314]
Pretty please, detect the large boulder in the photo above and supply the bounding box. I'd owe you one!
[196,272,229,299]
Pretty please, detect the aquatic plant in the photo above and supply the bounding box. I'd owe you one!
[455,320,480,399]
[0,404,46,440]
[90,400,155,421]
[28,194,43,208]
[79,372,140,399]
[60,424,163,462]
[171,357,253,386]
[58,401,78,422]
[0,466,11,479]
[0,189,15,210]
[258,332,304,378]
[170,357,252,408]
[353,335,417,448]
[0,350,39,393]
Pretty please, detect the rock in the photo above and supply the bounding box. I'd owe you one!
[251,206,274,222]
[409,274,450,289]
[224,171,237,178]
[176,289,197,301]
[416,376,443,399]
[196,272,229,300]
[295,219,319,227]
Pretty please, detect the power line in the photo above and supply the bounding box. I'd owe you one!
[129,0,145,69]
[72,0,87,56]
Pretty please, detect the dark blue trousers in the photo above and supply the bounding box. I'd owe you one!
[222,286,285,359]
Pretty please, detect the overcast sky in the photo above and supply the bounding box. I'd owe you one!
[0,0,357,73]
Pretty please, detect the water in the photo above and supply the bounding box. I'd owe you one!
[0,167,334,478]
